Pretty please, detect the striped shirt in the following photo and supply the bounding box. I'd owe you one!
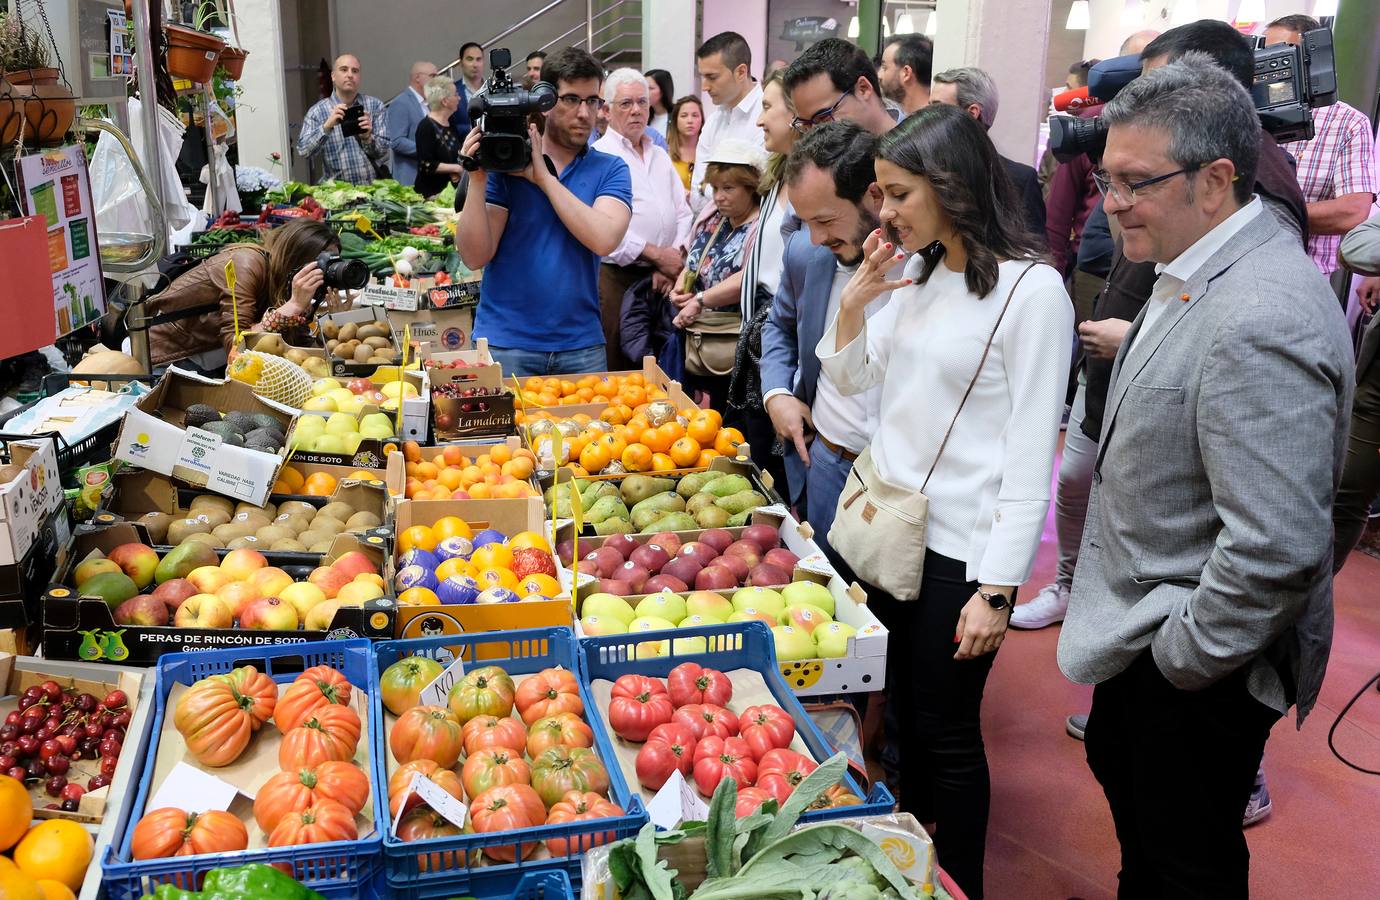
[296,93,391,185]
[1281,101,1377,274]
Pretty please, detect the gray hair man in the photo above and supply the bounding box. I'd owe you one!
[931,67,1045,242]
[595,67,692,369]
[386,60,439,188]
[1057,53,1354,898]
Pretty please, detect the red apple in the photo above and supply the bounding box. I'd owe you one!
[614,562,650,593]
[742,524,781,551]
[749,563,790,587]
[150,578,198,615]
[596,578,634,596]
[724,540,763,569]
[106,543,159,589]
[308,566,352,600]
[694,565,737,592]
[113,595,168,626]
[661,556,703,586]
[241,595,300,630]
[763,548,800,572]
[643,574,689,594]
[346,377,374,395]
[715,553,750,584]
[576,559,602,578]
[602,534,638,560]
[584,546,625,579]
[649,532,682,555]
[629,542,672,573]
[556,540,577,567]
[174,593,234,628]
[698,528,735,554]
[678,542,718,568]
[331,551,379,580]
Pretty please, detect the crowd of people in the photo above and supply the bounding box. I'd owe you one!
[246,15,1379,898]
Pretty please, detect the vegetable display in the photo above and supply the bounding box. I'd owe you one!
[131,808,249,860]
[137,862,327,899]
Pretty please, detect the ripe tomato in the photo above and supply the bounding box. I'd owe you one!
[735,786,776,818]
[131,808,248,860]
[756,749,819,806]
[525,712,594,758]
[173,666,277,767]
[513,668,584,725]
[635,723,697,791]
[447,666,515,724]
[390,705,465,768]
[396,807,463,871]
[466,784,546,862]
[607,675,673,742]
[666,662,733,709]
[738,705,796,762]
[461,714,527,757]
[545,791,625,857]
[387,759,465,818]
[278,705,362,769]
[379,656,444,716]
[672,704,739,742]
[256,761,370,833]
[691,735,757,798]
[460,748,532,802]
[267,799,357,847]
[530,747,611,809]
[273,666,353,733]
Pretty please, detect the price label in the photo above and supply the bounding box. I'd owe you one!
[391,772,468,834]
[416,653,466,708]
[361,284,419,311]
[645,770,709,829]
[148,762,240,813]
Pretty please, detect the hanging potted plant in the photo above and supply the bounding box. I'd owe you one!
[164,2,227,85]
[210,0,248,81]
[0,16,24,145]
[0,12,75,145]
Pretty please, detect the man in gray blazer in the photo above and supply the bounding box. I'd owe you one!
[1334,213,1380,569]
[386,61,438,188]
[759,123,889,555]
[1057,55,1355,898]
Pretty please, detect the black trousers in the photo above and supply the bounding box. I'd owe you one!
[1333,354,1380,572]
[857,550,996,900]
[1085,652,1280,900]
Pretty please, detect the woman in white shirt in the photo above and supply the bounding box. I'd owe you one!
[817,104,1072,900]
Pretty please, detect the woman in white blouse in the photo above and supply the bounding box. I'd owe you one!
[817,104,1071,900]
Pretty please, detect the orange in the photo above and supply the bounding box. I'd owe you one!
[399,525,438,554]
[476,567,520,591]
[436,558,477,582]
[470,544,514,571]
[687,412,721,445]
[508,531,552,553]
[271,476,296,494]
[12,819,92,891]
[715,427,746,458]
[0,773,32,851]
[625,372,645,386]
[399,587,441,606]
[303,472,338,497]
[669,436,702,468]
[622,443,653,472]
[431,516,473,541]
[37,880,77,900]
[651,452,676,472]
[518,573,562,597]
[403,441,423,463]
[600,432,628,461]
[656,421,684,448]
[566,463,589,477]
[560,380,577,397]
[640,426,670,453]
[275,465,306,492]
[697,449,720,467]
[543,377,562,395]
[621,385,646,407]
[579,441,611,474]
[347,469,376,481]
[0,858,41,900]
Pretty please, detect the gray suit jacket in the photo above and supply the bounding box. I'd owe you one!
[1058,209,1355,725]
[386,88,427,188]
[1339,212,1380,378]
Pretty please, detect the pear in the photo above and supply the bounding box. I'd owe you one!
[639,511,696,534]
[715,490,767,515]
[620,475,676,506]
[694,505,732,528]
[295,415,327,436]
[302,395,337,413]
[703,474,752,498]
[686,493,719,516]
[585,495,628,525]
[677,470,727,498]
[594,518,633,535]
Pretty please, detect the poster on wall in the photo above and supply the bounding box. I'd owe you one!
[16,145,107,339]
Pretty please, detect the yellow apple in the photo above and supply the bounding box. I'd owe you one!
[303,395,337,413]
[310,378,342,397]
[337,580,384,606]
[279,581,327,621]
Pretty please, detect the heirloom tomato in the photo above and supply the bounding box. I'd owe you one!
[131,808,248,859]
[387,759,465,818]
[530,746,611,809]
[273,665,353,732]
[447,666,515,724]
[544,791,625,856]
[267,798,358,847]
[379,656,444,716]
[756,749,818,806]
[513,668,584,725]
[525,712,593,758]
[390,705,465,767]
[172,666,277,767]
[255,761,370,833]
[465,784,546,862]
[607,675,673,742]
[666,662,732,708]
[691,735,757,798]
[635,723,697,790]
[278,705,362,769]
[738,705,795,761]
[672,704,739,741]
[461,715,527,757]
[460,748,532,801]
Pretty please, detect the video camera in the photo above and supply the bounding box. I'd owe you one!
[464,48,557,173]
[1049,27,1338,163]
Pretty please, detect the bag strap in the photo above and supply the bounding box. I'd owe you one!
[921,262,1037,492]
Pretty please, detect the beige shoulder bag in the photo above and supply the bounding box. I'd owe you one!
[828,263,1036,599]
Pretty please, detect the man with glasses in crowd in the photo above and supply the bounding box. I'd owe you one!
[691,32,765,200]
[595,68,691,369]
[784,38,897,138]
[456,47,632,377]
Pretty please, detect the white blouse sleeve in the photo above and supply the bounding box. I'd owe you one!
[815,283,907,397]
[977,278,1076,585]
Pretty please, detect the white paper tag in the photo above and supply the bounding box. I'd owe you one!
[417,653,466,708]
[645,770,709,829]
[391,772,468,833]
[362,284,420,311]
[755,504,788,518]
[861,822,935,886]
[175,427,223,479]
[796,552,838,578]
[148,761,240,814]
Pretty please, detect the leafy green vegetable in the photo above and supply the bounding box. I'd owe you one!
[704,776,739,879]
[760,752,849,846]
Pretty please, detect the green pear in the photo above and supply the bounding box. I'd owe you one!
[593,517,633,535]
[703,474,752,497]
[639,511,696,534]
[620,475,676,506]
[715,490,767,515]
[676,470,727,498]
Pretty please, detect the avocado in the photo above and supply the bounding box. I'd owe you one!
[225,410,258,435]
[244,427,285,449]
[183,404,221,428]
[202,421,245,446]
[250,412,283,432]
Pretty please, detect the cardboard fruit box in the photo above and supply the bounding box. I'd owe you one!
[0,438,66,565]
[0,652,151,828]
[383,436,539,501]
[296,366,429,451]
[319,307,406,377]
[42,522,395,665]
[388,498,574,653]
[236,332,332,380]
[111,368,299,507]
[382,280,479,352]
[0,504,71,652]
[516,357,695,421]
[418,338,503,391]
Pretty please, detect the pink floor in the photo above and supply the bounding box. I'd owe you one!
[980,498,1380,898]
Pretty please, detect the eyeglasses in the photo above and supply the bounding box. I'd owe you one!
[557,94,604,110]
[790,90,853,133]
[613,97,650,111]
[1092,165,1202,206]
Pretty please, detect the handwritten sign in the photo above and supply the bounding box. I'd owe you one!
[391,771,468,834]
[645,770,709,829]
[417,653,466,708]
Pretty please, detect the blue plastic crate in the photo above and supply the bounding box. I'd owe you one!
[385,863,578,900]
[578,620,896,822]
[370,626,648,898]
[101,640,385,900]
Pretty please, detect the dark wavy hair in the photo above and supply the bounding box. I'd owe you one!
[645,68,675,117]
[876,104,1044,298]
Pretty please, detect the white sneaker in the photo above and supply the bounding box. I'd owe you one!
[1010,583,1070,629]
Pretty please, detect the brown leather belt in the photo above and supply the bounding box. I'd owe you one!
[817,435,860,463]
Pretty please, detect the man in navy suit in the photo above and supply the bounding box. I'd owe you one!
[759,122,898,557]
[386,61,439,188]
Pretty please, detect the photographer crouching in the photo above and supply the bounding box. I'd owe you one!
[456,47,633,377]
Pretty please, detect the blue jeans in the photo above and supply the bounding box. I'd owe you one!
[804,436,855,562]
[486,344,607,378]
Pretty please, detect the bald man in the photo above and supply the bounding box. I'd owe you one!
[1120,29,1160,55]
[387,61,439,188]
[297,53,391,184]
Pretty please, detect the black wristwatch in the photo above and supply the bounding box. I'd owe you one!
[979,588,1012,612]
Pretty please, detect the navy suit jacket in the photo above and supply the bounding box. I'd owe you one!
[386,88,427,187]
[758,229,839,502]
[449,82,472,138]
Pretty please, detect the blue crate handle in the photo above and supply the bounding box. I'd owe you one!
[369,626,648,899]
[577,620,896,824]
[102,639,384,900]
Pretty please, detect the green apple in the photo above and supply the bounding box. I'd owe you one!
[635,591,687,624]
[581,592,636,625]
[678,613,725,629]
[781,580,836,617]
[358,425,392,441]
[685,590,734,621]
[311,434,346,454]
[336,395,367,416]
[341,432,366,454]
[629,615,677,633]
[296,414,326,435]
[361,412,394,432]
[780,603,833,633]
[580,614,628,637]
[325,412,359,436]
[310,378,341,397]
[732,587,785,615]
[303,395,337,413]
[772,625,817,661]
[659,635,709,655]
[814,621,857,658]
[328,388,356,406]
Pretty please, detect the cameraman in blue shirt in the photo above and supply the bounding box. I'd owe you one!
[456,47,633,377]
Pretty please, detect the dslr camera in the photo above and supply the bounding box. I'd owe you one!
[1049,27,1338,162]
[464,48,557,173]
[303,253,370,311]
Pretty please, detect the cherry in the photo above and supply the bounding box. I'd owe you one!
[82,722,102,739]
[6,766,25,781]
[100,755,119,776]
[25,758,45,780]
[39,681,62,702]
[74,693,98,713]
[0,755,14,771]
[61,783,85,802]
[103,690,128,710]
[55,735,77,755]
[4,711,21,726]
[44,755,70,776]
[0,725,16,743]
[34,724,57,742]
[86,774,111,791]
[60,799,79,812]
[17,735,39,755]
[44,775,66,797]
[112,710,132,729]
[38,739,62,760]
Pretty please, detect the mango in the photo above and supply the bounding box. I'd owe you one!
[154,540,219,584]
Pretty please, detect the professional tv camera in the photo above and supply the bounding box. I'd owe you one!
[463,48,557,173]
[1048,26,1338,163]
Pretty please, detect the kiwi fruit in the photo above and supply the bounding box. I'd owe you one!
[284,348,308,365]
[254,524,295,545]
[297,529,331,549]
[349,345,370,363]
[185,532,225,549]
[308,540,335,553]
[318,501,353,521]
[345,511,382,531]
[237,499,275,516]
[321,321,340,340]
[137,511,174,544]
[212,522,255,542]
[363,336,391,350]
[231,511,272,532]
[276,513,314,534]
[358,322,387,339]
[269,538,308,552]
[183,404,221,428]
[327,339,339,353]
[190,508,232,530]
[226,535,263,550]
[367,356,394,364]
[338,322,359,342]
[190,494,234,516]
[278,500,317,519]
[311,516,347,535]
[166,517,211,544]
